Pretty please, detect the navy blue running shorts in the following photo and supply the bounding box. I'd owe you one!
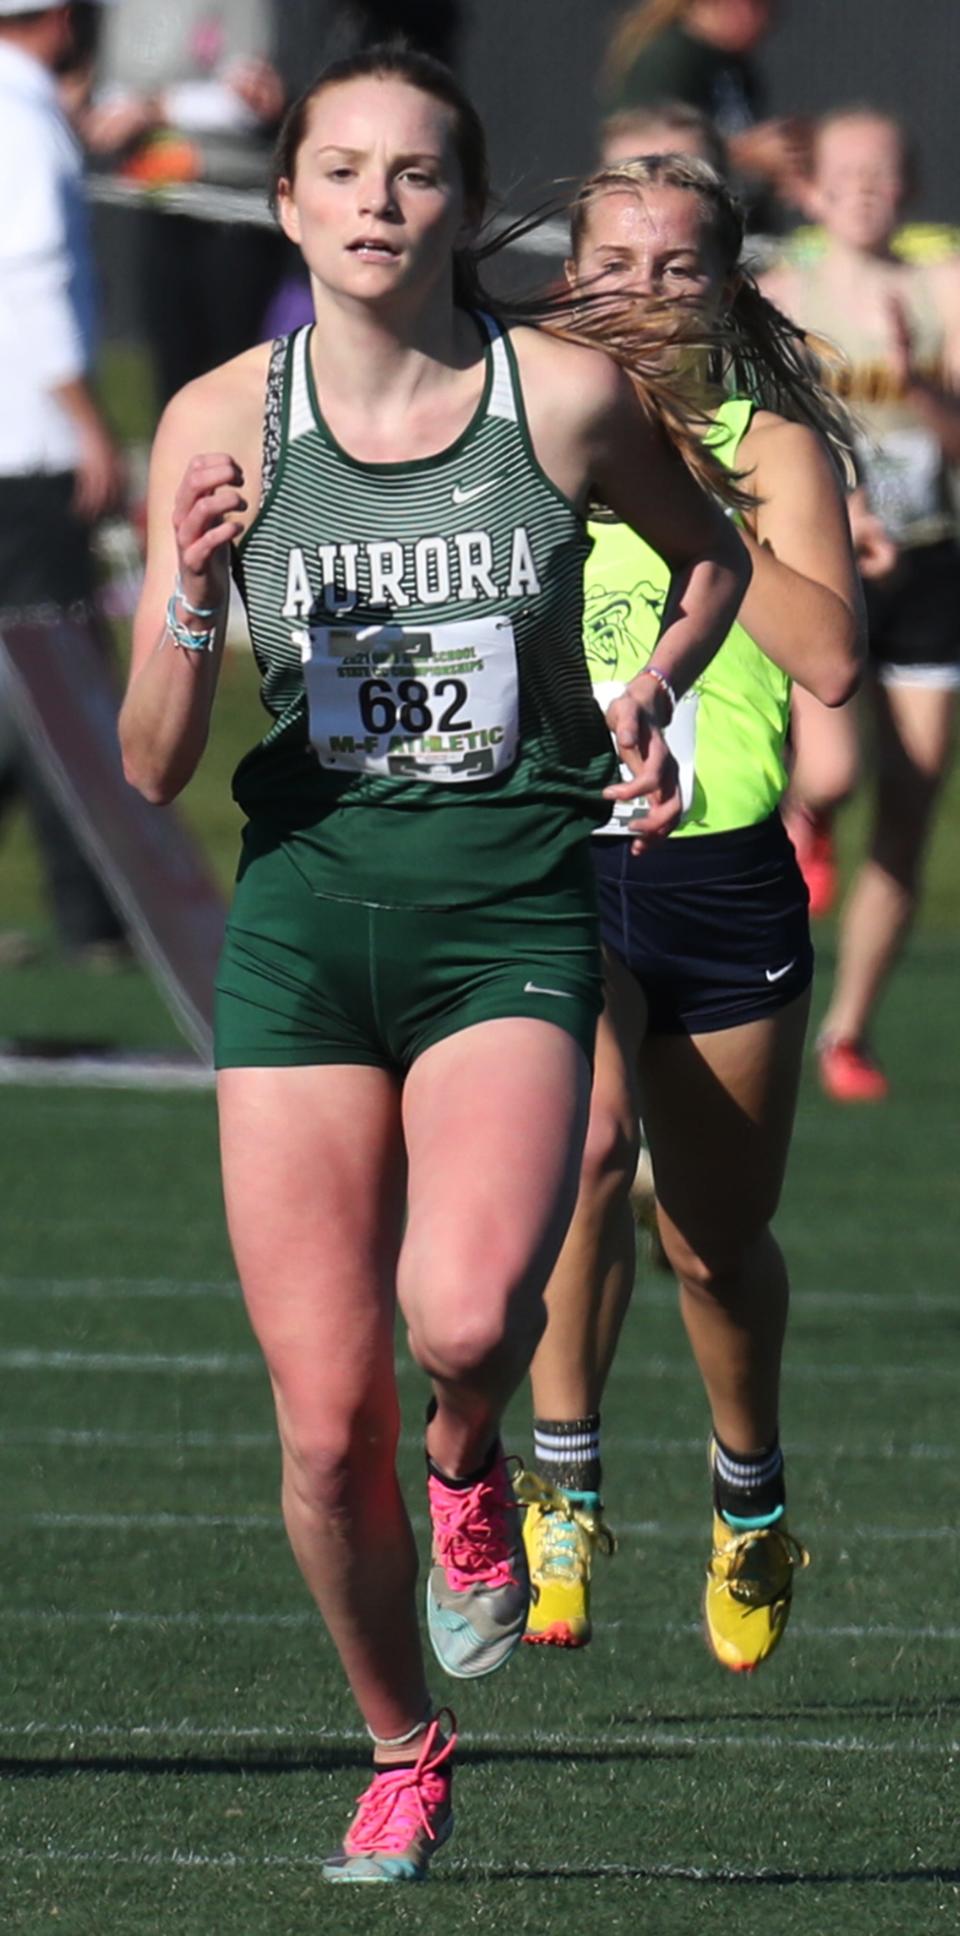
[591,812,814,1036]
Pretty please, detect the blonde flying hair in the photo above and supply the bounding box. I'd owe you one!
[603,2,693,88]
[568,154,856,482]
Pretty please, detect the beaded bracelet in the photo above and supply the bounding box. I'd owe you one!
[165,593,217,653]
[641,663,678,721]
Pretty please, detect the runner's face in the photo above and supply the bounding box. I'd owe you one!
[811,118,905,251]
[573,187,726,313]
[279,78,471,304]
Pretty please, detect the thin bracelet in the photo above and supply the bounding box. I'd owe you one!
[165,594,216,653]
[642,663,678,721]
[174,573,221,619]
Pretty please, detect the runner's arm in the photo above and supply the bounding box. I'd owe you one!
[119,383,252,804]
[738,416,865,705]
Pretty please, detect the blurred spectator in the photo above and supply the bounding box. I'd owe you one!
[764,108,960,1101]
[0,0,126,967]
[83,0,287,407]
[600,98,729,173]
[601,2,808,221]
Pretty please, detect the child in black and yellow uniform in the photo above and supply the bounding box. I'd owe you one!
[766,108,960,1100]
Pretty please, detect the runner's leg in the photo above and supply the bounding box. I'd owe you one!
[398,1017,592,1474]
[639,992,810,1453]
[820,679,956,1046]
[527,953,645,1424]
[218,1063,428,1745]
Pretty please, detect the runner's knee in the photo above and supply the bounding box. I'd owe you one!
[404,1270,546,1385]
[660,1217,771,1304]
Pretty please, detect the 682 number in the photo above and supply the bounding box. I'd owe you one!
[358,677,472,736]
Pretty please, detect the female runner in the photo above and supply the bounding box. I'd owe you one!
[521,154,864,1668]
[765,108,960,1100]
[118,52,749,1881]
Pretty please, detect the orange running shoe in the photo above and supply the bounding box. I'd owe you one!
[817,1034,889,1103]
[785,807,837,919]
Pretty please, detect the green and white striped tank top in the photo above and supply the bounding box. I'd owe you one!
[232,315,614,910]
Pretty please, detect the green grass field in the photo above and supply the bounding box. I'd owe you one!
[1,647,959,1931]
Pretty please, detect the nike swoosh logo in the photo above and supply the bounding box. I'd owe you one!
[451,478,498,505]
[524,981,575,999]
[765,960,797,983]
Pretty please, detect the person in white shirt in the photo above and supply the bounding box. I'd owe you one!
[81,0,286,407]
[0,0,125,965]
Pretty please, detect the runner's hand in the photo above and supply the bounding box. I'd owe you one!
[72,416,125,522]
[848,486,898,581]
[172,454,247,615]
[602,693,681,852]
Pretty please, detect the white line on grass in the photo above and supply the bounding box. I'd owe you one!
[0,1849,953,1880]
[2,1274,957,1315]
[2,1608,959,1641]
[0,1350,261,1374]
[0,1277,238,1300]
[607,1358,959,1384]
[0,1720,957,1758]
[0,1054,214,1091]
[22,1510,280,1531]
[2,1426,957,1462]
[0,1428,276,1450]
[13,1509,955,1542]
[1,1346,955,1381]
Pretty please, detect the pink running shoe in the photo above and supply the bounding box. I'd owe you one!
[323,1710,456,1883]
[426,1449,529,1678]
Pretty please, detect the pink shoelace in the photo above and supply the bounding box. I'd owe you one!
[344,1715,456,1856]
[428,1456,520,1591]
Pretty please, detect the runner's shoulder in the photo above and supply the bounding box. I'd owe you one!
[508,324,634,433]
[739,411,836,493]
[156,342,273,467]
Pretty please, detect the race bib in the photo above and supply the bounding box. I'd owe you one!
[593,690,699,836]
[857,428,944,540]
[298,614,519,785]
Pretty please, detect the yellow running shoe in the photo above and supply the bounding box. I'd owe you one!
[515,1471,616,1649]
[705,1512,810,1672]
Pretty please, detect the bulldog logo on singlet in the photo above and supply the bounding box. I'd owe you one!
[584,576,699,833]
[583,578,663,679]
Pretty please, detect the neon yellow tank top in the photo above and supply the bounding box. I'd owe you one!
[585,398,789,838]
